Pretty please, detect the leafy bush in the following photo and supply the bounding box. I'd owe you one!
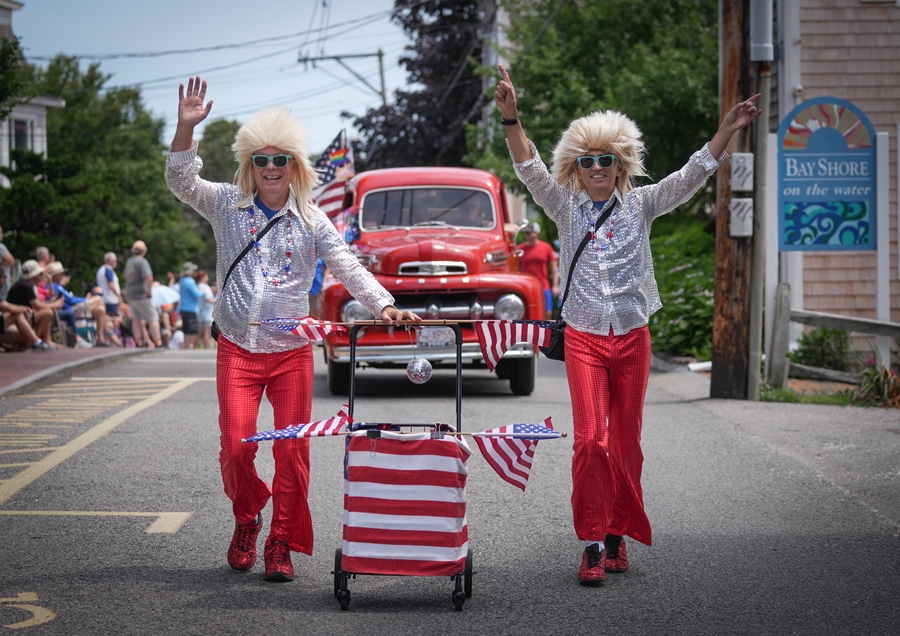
[851,346,900,407]
[649,211,716,358]
[787,328,853,372]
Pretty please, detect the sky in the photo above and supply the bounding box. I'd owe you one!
[13,0,414,154]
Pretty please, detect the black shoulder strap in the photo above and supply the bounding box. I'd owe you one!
[557,198,618,312]
[220,213,284,291]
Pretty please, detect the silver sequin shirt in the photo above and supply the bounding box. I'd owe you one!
[165,141,394,353]
[512,141,726,336]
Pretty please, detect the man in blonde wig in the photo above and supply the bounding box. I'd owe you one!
[495,65,762,586]
[166,76,420,582]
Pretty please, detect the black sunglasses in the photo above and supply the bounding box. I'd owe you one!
[251,154,293,168]
[576,154,617,169]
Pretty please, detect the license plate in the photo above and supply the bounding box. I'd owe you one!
[417,326,456,347]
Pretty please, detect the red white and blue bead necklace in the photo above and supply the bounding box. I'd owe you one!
[590,207,617,251]
[248,208,293,286]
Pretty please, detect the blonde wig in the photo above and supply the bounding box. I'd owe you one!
[550,110,647,195]
[231,107,320,226]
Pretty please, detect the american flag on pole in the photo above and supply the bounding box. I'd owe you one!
[342,430,471,577]
[474,320,555,372]
[265,316,347,341]
[242,406,351,443]
[472,418,557,491]
[312,131,355,216]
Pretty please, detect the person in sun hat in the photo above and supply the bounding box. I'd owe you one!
[495,64,762,586]
[4,259,61,350]
[165,76,421,583]
[177,261,203,350]
[45,260,107,348]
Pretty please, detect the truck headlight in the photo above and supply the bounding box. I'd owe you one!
[341,300,374,322]
[494,294,525,320]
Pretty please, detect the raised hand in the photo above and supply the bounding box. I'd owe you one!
[177,76,213,128]
[494,65,518,120]
[722,93,763,134]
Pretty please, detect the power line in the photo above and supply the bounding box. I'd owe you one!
[26,11,393,61]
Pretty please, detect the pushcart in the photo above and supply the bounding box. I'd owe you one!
[333,323,474,611]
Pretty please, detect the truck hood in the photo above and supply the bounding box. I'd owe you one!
[358,230,508,276]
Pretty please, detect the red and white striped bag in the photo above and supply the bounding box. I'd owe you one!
[342,430,471,576]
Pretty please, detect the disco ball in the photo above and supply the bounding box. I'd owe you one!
[406,357,433,384]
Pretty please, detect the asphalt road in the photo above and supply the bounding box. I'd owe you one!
[0,348,898,635]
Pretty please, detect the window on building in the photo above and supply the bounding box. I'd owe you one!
[10,119,33,152]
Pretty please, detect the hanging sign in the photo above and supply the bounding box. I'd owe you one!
[777,97,876,251]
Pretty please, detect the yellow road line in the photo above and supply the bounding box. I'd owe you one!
[0,510,192,533]
[0,379,198,506]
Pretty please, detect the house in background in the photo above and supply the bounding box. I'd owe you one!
[0,0,64,187]
[772,0,899,347]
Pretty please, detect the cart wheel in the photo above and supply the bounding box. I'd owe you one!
[452,591,465,611]
[338,591,351,611]
[508,356,535,395]
[464,548,473,598]
[333,549,342,598]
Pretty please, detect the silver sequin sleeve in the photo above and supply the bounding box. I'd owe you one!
[511,140,725,336]
[165,141,394,353]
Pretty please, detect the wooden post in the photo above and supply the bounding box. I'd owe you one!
[711,0,753,399]
[767,282,792,389]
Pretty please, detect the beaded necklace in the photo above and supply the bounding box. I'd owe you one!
[247,207,293,286]
[589,202,618,251]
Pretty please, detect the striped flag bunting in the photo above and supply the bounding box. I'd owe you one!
[242,406,351,443]
[471,418,557,491]
[342,430,471,577]
[312,131,355,216]
[474,320,555,372]
[264,316,347,341]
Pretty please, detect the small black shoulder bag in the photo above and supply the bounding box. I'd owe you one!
[538,199,618,361]
[210,214,283,341]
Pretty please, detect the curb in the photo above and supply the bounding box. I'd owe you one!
[0,349,155,398]
[650,353,711,386]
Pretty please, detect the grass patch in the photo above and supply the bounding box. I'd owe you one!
[760,385,855,406]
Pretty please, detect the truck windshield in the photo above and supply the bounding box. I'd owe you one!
[360,188,494,229]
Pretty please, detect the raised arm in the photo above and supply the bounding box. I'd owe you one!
[171,76,214,152]
[494,65,533,163]
[708,94,763,159]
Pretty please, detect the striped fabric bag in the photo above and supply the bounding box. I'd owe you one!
[341,430,471,577]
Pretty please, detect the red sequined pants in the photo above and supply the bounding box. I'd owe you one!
[565,326,652,546]
[216,337,314,555]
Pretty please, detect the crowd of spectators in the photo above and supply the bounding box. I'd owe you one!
[0,236,216,354]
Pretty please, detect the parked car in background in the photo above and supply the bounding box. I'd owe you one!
[319,166,545,396]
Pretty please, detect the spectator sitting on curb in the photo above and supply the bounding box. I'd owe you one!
[45,261,107,348]
[3,260,60,350]
[1,269,54,352]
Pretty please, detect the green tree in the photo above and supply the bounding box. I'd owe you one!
[0,56,203,293]
[0,35,25,121]
[345,0,494,170]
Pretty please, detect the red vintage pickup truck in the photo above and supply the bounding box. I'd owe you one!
[319,166,545,396]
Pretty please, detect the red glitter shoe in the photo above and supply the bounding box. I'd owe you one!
[227,514,262,571]
[263,538,295,582]
[604,534,629,573]
[578,543,606,585]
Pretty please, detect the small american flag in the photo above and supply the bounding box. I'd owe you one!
[242,406,351,443]
[264,317,347,341]
[342,430,471,577]
[472,418,557,491]
[312,131,355,216]
[474,320,554,372]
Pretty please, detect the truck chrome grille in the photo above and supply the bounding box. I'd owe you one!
[397,261,468,276]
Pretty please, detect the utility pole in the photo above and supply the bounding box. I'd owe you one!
[298,51,388,107]
[747,0,774,400]
[711,0,753,399]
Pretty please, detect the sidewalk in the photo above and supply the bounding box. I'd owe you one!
[0,346,152,397]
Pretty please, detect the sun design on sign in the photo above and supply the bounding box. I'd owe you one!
[782,103,871,150]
